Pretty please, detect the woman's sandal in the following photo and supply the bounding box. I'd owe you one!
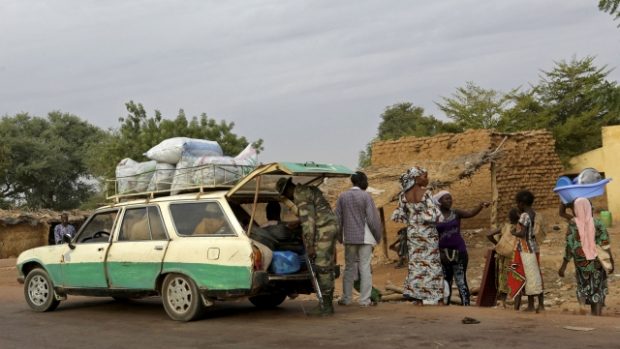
[462,317,480,324]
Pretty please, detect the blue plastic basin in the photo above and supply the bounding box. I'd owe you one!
[553,178,612,204]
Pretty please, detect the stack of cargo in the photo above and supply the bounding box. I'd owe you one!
[115,137,257,195]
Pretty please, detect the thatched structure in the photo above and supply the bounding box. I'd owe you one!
[0,209,89,258]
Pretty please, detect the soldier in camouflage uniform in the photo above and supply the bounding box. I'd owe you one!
[276,177,339,316]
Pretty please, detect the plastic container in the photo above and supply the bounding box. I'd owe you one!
[269,251,301,275]
[576,168,602,184]
[553,178,612,204]
[600,210,613,228]
[555,176,573,188]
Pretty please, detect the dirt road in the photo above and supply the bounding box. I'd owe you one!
[1,259,619,349]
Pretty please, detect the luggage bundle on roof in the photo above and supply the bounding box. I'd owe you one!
[109,137,258,200]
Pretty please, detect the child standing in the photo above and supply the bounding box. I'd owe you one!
[487,208,520,307]
[511,190,544,312]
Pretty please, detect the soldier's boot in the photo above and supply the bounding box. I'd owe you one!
[306,295,333,317]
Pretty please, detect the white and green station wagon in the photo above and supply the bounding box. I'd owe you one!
[16,162,353,321]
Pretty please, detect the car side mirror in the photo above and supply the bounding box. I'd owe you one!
[63,234,75,250]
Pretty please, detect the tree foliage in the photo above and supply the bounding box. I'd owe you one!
[358,103,460,168]
[437,82,512,130]
[532,56,620,160]
[0,112,105,210]
[361,56,620,167]
[599,0,620,26]
[89,101,264,179]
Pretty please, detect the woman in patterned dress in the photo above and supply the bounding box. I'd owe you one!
[391,167,444,305]
[558,198,615,316]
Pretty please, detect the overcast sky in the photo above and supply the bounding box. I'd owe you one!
[1,0,619,169]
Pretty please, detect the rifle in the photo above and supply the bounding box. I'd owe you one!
[304,252,324,309]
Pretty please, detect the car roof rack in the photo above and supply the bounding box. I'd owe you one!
[106,163,256,203]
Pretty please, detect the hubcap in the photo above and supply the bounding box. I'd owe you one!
[166,277,193,314]
[28,275,50,306]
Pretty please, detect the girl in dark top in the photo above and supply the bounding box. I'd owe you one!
[434,190,490,305]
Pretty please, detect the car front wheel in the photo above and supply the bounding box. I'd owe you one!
[24,268,60,312]
[161,273,205,321]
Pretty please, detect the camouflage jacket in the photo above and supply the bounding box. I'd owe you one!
[293,185,339,249]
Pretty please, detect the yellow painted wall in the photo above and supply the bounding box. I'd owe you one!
[569,125,620,223]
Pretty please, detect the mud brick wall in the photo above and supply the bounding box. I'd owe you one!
[371,129,565,231]
[372,130,494,229]
[445,166,493,229]
[371,129,493,165]
[490,131,564,226]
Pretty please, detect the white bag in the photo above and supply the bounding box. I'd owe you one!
[363,224,377,246]
[192,144,258,186]
[147,162,176,191]
[115,159,156,193]
[144,137,223,164]
[133,160,157,192]
[116,158,138,194]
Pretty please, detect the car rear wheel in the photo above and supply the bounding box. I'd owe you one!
[24,268,60,312]
[249,293,287,308]
[161,273,205,321]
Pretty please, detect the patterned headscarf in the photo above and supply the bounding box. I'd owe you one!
[399,166,427,193]
[391,166,428,223]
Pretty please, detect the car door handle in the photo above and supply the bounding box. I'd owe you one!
[97,247,104,252]
[154,246,164,251]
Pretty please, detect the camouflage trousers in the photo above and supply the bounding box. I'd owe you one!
[312,224,339,297]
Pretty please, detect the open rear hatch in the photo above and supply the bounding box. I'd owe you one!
[226,161,354,199]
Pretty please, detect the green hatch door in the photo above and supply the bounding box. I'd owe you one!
[226,162,354,197]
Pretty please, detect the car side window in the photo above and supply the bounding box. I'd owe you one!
[170,202,235,236]
[148,207,167,240]
[76,210,118,244]
[119,207,168,241]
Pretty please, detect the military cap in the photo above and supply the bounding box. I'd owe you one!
[275,177,292,194]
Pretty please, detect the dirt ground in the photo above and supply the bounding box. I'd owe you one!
[1,261,620,349]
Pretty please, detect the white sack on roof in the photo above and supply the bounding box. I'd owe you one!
[144,137,223,164]
[193,144,258,185]
[171,144,258,193]
[147,162,176,191]
[115,158,138,194]
[115,159,156,194]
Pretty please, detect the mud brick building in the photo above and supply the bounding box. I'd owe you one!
[370,129,564,230]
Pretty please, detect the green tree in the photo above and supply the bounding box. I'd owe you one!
[358,103,459,168]
[377,103,459,140]
[496,90,547,132]
[437,82,512,130]
[0,112,105,210]
[89,101,264,179]
[533,56,620,161]
[599,0,620,25]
